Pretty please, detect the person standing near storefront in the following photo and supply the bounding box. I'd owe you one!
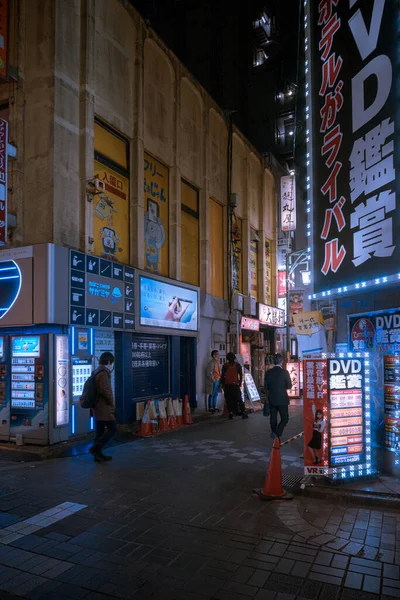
[221,352,248,420]
[206,350,221,412]
[264,353,292,439]
[90,352,117,462]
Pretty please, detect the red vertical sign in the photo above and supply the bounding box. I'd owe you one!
[303,359,328,475]
[0,0,8,81]
[0,118,8,245]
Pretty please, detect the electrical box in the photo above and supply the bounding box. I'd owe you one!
[232,293,243,311]
[243,296,257,316]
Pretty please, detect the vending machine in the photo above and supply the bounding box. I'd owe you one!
[10,334,49,444]
[70,327,94,436]
[0,336,10,441]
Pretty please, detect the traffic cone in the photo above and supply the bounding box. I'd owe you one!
[139,401,154,437]
[158,399,168,432]
[167,397,178,430]
[183,395,193,425]
[253,438,293,501]
[174,397,184,427]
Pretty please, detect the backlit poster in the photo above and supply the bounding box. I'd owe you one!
[144,153,169,277]
[287,362,300,399]
[303,359,328,476]
[55,335,69,427]
[249,239,258,299]
[93,161,129,264]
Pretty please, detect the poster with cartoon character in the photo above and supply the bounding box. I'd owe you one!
[93,161,129,263]
[144,153,169,276]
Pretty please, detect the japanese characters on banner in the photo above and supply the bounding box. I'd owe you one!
[93,161,129,263]
[0,119,7,245]
[265,239,272,305]
[383,356,400,452]
[328,357,366,468]
[258,303,285,328]
[349,310,400,352]
[308,1,398,291]
[249,239,258,299]
[280,175,296,232]
[244,372,260,403]
[287,362,300,399]
[304,359,328,475]
[144,153,169,277]
[0,1,8,81]
[293,311,327,358]
[289,290,304,327]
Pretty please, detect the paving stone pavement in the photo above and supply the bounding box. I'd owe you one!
[0,407,398,600]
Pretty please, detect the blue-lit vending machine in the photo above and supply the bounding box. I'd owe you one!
[70,327,95,436]
[10,334,49,444]
[0,336,10,441]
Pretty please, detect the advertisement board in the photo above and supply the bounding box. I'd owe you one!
[280,175,296,232]
[139,275,198,332]
[249,239,258,299]
[258,303,285,328]
[304,359,328,475]
[383,356,400,452]
[287,362,300,399]
[265,239,272,305]
[132,333,170,399]
[55,335,69,427]
[349,310,400,352]
[240,316,259,332]
[12,336,40,358]
[0,119,8,245]
[0,1,8,81]
[306,1,399,294]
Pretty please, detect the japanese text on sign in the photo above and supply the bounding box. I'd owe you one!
[258,303,285,328]
[281,175,296,232]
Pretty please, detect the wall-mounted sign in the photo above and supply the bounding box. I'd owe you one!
[0,259,21,320]
[139,275,198,332]
[0,119,8,245]
[304,359,328,476]
[258,303,285,327]
[240,316,259,332]
[349,310,400,353]
[265,239,272,305]
[306,1,398,294]
[69,250,135,329]
[293,311,326,357]
[280,175,296,232]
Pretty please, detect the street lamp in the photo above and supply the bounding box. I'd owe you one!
[285,248,311,357]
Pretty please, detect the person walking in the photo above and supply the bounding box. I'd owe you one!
[90,352,117,462]
[221,352,248,420]
[206,350,221,412]
[264,353,292,439]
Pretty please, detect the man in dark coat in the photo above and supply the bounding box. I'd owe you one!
[264,353,292,439]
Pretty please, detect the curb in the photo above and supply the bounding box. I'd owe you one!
[297,484,400,509]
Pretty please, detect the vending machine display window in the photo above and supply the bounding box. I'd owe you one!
[11,357,36,408]
[12,336,40,358]
[72,357,92,400]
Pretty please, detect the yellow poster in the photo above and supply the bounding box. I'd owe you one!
[293,311,324,336]
[144,153,169,276]
[93,161,129,263]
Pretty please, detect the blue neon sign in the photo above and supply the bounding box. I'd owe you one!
[0,260,22,320]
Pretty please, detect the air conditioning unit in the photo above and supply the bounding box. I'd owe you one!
[243,295,257,316]
[232,293,244,311]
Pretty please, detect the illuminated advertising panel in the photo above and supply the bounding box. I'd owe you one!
[303,359,328,476]
[139,276,198,332]
[12,336,40,358]
[55,335,69,427]
[287,362,300,399]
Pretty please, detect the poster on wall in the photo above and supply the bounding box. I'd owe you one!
[144,153,169,277]
[349,310,400,352]
[55,335,69,427]
[139,275,198,332]
[280,175,296,232]
[307,1,398,293]
[289,290,304,326]
[304,359,328,475]
[293,311,327,358]
[265,239,272,305]
[93,161,129,264]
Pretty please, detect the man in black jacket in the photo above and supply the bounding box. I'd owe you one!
[264,353,292,439]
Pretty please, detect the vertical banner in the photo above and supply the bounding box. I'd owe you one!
[287,361,300,398]
[304,359,328,475]
[232,216,242,293]
[144,153,169,277]
[289,290,304,327]
[280,175,296,232]
[383,356,400,452]
[307,1,398,293]
[0,0,8,81]
[265,239,272,305]
[0,119,7,245]
[93,162,129,263]
[249,239,258,299]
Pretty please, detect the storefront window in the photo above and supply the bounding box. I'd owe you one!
[144,153,169,277]
[93,121,130,264]
[132,333,170,399]
[209,199,224,299]
[181,181,199,287]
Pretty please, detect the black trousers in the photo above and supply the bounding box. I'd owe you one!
[224,386,244,414]
[269,404,289,438]
[93,420,117,452]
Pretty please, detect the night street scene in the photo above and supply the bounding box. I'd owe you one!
[0,0,398,599]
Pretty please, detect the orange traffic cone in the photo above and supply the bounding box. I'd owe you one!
[183,395,193,425]
[139,401,154,437]
[158,399,169,432]
[167,398,178,430]
[174,398,184,427]
[253,438,293,501]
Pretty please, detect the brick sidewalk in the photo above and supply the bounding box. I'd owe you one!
[0,409,398,599]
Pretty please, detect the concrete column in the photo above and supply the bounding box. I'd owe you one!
[200,107,210,295]
[130,22,145,269]
[169,63,181,280]
[79,0,96,253]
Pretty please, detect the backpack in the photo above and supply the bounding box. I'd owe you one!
[79,372,99,409]
[224,363,240,386]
